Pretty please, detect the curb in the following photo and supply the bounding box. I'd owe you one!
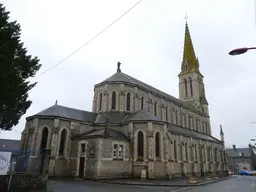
[95,176,234,187]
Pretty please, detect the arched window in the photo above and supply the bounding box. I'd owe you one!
[126,92,131,111]
[189,77,193,96]
[185,142,188,161]
[99,93,102,111]
[111,91,116,110]
[155,132,160,158]
[165,106,168,122]
[188,117,191,129]
[154,102,157,116]
[195,144,198,161]
[174,140,177,161]
[40,127,48,151]
[175,110,178,125]
[140,97,144,110]
[137,131,144,160]
[59,129,67,155]
[184,78,188,97]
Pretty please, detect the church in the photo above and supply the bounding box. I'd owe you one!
[20,22,228,179]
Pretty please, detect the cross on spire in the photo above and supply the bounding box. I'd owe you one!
[184,12,188,22]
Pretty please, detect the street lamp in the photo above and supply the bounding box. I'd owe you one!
[229,47,256,56]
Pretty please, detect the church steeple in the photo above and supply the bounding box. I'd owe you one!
[179,22,200,77]
[178,21,209,111]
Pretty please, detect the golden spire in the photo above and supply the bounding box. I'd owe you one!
[179,21,200,76]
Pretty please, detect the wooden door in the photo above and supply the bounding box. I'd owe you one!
[78,157,85,178]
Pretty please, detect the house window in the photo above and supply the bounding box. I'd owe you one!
[111,91,116,110]
[137,131,144,160]
[184,78,188,97]
[155,132,160,158]
[118,145,123,158]
[40,127,48,151]
[113,144,124,159]
[126,92,131,111]
[81,143,86,153]
[154,102,157,116]
[189,77,193,96]
[185,142,188,161]
[59,129,67,155]
[99,93,103,111]
[141,97,144,110]
[113,144,118,158]
[195,145,197,161]
[175,110,178,125]
[174,140,177,161]
[165,106,168,122]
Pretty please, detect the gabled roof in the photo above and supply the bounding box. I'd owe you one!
[27,105,163,124]
[74,128,128,140]
[226,148,252,158]
[94,112,127,124]
[0,139,21,154]
[27,104,97,122]
[123,109,161,122]
[168,124,220,143]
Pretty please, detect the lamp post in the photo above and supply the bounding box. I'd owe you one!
[229,47,256,56]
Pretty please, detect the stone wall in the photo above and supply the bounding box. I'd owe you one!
[0,173,46,192]
[0,175,8,192]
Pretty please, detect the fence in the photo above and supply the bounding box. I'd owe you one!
[0,148,51,192]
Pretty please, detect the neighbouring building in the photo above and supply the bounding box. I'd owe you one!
[20,21,228,179]
[226,144,256,172]
[0,139,21,172]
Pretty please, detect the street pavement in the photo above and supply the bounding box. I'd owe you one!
[47,179,181,192]
[47,176,256,192]
[186,175,256,192]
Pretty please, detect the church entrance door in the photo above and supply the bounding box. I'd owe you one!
[79,157,85,178]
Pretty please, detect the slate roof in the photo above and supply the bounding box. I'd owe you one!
[0,139,21,154]
[94,112,127,124]
[99,72,183,104]
[168,124,220,142]
[74,128,128,140]
[27,105,162,124]
[95,71,199,112]
[27,104,97,122]
[123,110,161,122]
[226,148,252,158]
[27,104,220,143]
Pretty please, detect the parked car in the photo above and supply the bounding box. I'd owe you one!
[238,170,253,176]
[251,171,256,176]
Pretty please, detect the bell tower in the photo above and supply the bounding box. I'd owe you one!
[178,21,209,116]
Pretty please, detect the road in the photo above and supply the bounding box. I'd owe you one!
[47,179,181,192]
[186,176,256,192]
[47,176,256,192]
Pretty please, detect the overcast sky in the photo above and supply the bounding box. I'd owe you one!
[1,0,256,148]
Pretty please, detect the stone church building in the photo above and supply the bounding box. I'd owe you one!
[20,22,228,179]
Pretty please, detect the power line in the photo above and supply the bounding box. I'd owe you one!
[35,0,143,79]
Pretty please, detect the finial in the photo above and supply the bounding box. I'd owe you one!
[184,12,188,23]
[55,100,58,105]
[117,61,121,73]
[220,125,224,135]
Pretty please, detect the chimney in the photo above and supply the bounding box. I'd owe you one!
[232,145,236,150]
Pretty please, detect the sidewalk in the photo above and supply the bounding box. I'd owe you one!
[96,176,234,187]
